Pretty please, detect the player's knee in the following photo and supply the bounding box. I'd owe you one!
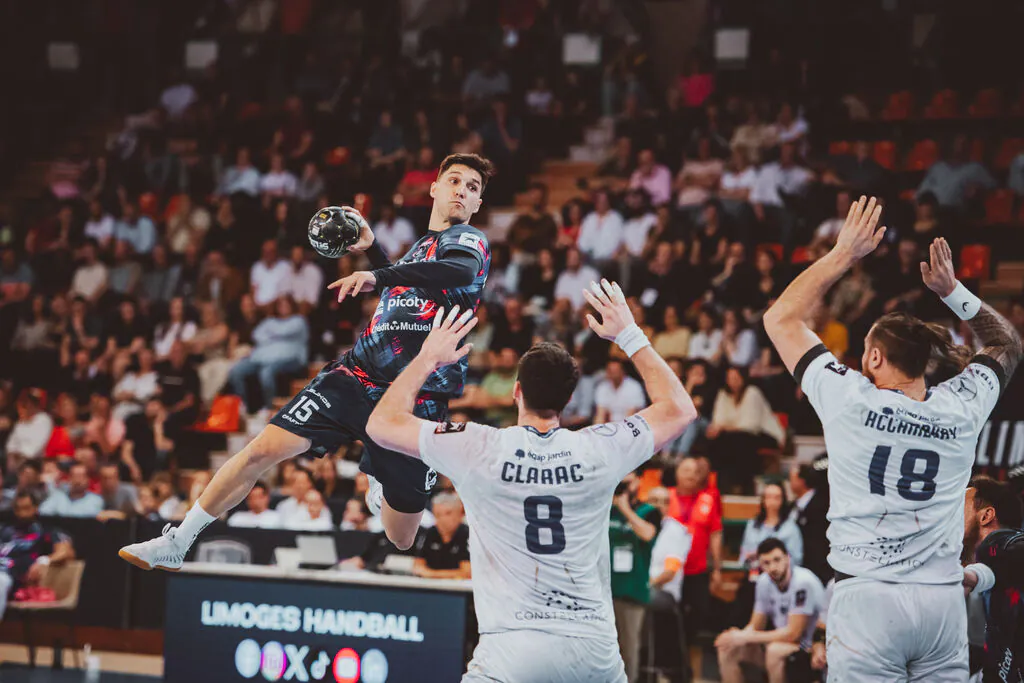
[387,529,417,551]
[765,641,794,665]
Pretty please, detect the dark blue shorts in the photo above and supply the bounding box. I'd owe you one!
[270,361,447,513]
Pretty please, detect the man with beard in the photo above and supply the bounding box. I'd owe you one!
[963,476,1024,682]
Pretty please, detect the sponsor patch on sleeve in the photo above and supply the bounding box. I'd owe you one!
[457,232,483,252]
[795,589,807,607]
[434,421,467,435]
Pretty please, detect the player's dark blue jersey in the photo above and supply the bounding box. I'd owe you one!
[343,224,490,398]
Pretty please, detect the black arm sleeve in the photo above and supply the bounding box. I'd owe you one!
[977,529,1024,587]
[372,251,478,289]
[364,240,392,268]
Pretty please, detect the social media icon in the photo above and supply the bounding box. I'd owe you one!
[235,639,262,679]
[261,641,287,682]
[360,649,388,683]
[333,648,360,683]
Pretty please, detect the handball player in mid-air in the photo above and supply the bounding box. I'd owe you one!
[119,153,494,569]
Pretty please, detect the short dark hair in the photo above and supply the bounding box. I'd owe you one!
[251,481,269,495]
[15,489,39,508]
[517,343,580,417]
[869,312,972,383]
[19,460,42,476]
[437,154,495,194]
[971,475,1024,530]
[757,537,789,557]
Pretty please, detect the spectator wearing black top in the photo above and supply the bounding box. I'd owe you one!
[490,296,536,356]
[519,248,559,308]
[414,493,471,580]
[875,238,927,316]
[156,340,200,440]
[712,242,760,311]
[0,490,75,620]
[508,184,559,259]
[788,462,831,585]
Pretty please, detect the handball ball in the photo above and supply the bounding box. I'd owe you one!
[308,206,363,258]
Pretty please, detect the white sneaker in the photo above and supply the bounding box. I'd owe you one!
[118,524,188,572]
[365,474,384,517]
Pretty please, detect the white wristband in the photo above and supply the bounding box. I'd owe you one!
[965,562,995,593]
[615,323,651,358]
[941,281,982,321]
[36,556,51,566]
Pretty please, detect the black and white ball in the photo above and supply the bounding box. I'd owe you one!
[307,206,362,258]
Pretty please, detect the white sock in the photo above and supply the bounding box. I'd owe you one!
[175,503,216,549]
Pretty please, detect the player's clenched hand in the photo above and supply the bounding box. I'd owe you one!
[833,195,886,261]
[583,279,633,341]
[811,641,827,670]
[328,271,377,302]
[340,206,375,254]
[920,237,957,298]
[419,305,479,371]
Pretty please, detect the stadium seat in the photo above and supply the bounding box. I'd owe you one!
[138,192,159,218]
[881,91,913,120]
[163,193,185,222]
[758,243,784,261]
[192,395,242,433]
[958,245,991,281]
[969,88,1003,118]
[828,141,851,156]
[872,140,898,170]
[994,138,1024,170]
[969,138,987,164]
[985,190,1016,225]
[924,89,958,119]
[790,246,810,264]
[904,140,940,171]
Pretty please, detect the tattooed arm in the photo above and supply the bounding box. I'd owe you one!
[921,237,1023,387]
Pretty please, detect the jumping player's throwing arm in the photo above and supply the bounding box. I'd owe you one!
[366,280,697,683]
[119,154,495,570]
[762,196,1021,683]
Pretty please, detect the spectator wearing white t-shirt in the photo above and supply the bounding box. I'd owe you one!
[553,248,601,312]
[621,189,658,258]
[153,297,198,361]
[260,153,298,199]
[594,360,647,423]
[70,242,109,304]
[112,347,160,421]
[284,490,335,531]
[812,189,852,247]
[228,482,283,529]
[274,466,316,525]
[577,190,624,264]
[282,246,323,315]
[372,204,417,258]
[159,72,198,121]
[646,487,692,674]
[250,240,291,311]
[84,199,115,249]
[771,103,810,152]
[688,307,724,361]
[750,144,814,208]
[5,389,53,469]
[720,148,758,204]
[675,136,725,208]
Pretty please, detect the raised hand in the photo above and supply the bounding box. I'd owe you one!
[327,271,377,302]
[582,279,635,341]
[834,195,886,261]
[920,237,957,298]
[419,306,479,371]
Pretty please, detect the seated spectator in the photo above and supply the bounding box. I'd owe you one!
[677,54,715,109]
[259,153,298,200]
[113,200,157,256]
[489,296,536,357]
[916,134,996,210]
[397,146,437,225]
[170,470,210,521]
[812,189,853,248]
[735,482,804,624]
[283,489,334,531]
[372,203,416,259]
[731,104,775,164]
[0,491,75,621]
[597,137,635,190]
[750,143,815,210]
[217,147,261,198]
[689,200,729,273]
[229,296,308,412]
[156,341,200,438]
[227,481,282,528]
[707,366,785,493]
[554,248,601,313]
[414,493,470,579]
[715,538,825,683]
[620,189,658,260]
[688,307,723,362]
[877,239,926,315]
[153,297,197,361]
[197,250,245,311]
[717,309,760,368]
[910,191,944,245]
[98,462,137,519]
[190,303,232,405]
[151,472,181,520]
[653,306,691,360]
[666,360,715,456]
[519,248,559,308]
[83,199,115,250]
[5,388,53,472]
[508,183,559,259]
[104,298,149,355]
[720,148,758,204]
[629,149,673,207]
[340,498,373,532]
[340,529,417,573]
[646,486,692,682]
[69,241,108,305]
[578,190,624,266]
[557,199,586,249]
[2,461,49,511]
[250,240,290,312]
[282,246,323,316]
[594,359,647,423]
[750,247,784,317]
[273,96,314,163]
[524,75,556,116]
[365,110,407,189]
[136,484,162,521]
[771,103,809,151]
[296,162,325,208]
[39,462,104,517]
[712,242,760,310]
[139,245,182,306]
[453,348,518,427]
[675,136,724,207]
[112,348,159,421]
[166,195,211,255]
[609,299,655,362]
[159,68,197,120]
[461,58,511,106]
[831,140,886,195]
[275,466,316,524]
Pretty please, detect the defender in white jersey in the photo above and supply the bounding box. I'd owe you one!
[366,280,697,683]
[764,197,1022,683]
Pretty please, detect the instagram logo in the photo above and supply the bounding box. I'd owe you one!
[260,641,287,681]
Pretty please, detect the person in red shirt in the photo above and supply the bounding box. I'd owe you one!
[670,454,723,646]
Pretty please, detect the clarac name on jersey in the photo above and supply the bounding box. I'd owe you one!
[502,459,585,486]
[863,408,959,441]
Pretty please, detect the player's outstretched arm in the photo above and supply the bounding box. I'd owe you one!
[367,306,479,457]
[583,280,697,450]
[921,237,1023,385]
[764,195,886,374]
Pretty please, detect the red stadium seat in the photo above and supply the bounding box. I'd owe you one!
[969,88,1003,118]
[994,139,1024,170]
[984,190,1015,225]
[791,246,810,264]
[899,189,917,202]
[759,243,784,261]
[872,141,898,170]
[904,140,939,171]
[163,193,185,222]
[924,89,958,119]
[958,245,991,281]
[881,91,914,120]
[828,141,851,157]
[192,395,242,433]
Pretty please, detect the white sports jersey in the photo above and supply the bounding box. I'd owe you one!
[797,345,1002,584]
[753,566,825,649]
[418,416,656,642]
